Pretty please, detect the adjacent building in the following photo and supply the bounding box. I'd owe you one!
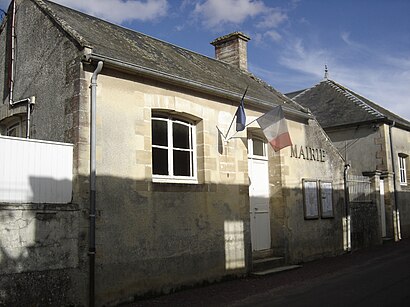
[289,78,410,243]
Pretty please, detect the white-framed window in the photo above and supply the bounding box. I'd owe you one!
[151,114,197,183]
[398,154,408,185]
[248,136,268,160]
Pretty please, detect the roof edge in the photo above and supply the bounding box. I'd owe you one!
[32,0,92,49]
[84,53,312,120]
[325,118,410,132]
[323,118,389,131]
[324,79,385,119]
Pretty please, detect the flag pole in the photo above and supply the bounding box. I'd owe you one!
[226,105,281,141]
[226,117,257,141]
[225,86,248,139]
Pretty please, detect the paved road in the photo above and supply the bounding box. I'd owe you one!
[126,239,410,307]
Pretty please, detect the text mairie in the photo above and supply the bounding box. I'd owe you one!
[290,144,326,162]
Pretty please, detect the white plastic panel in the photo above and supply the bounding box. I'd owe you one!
[0,136,73,204]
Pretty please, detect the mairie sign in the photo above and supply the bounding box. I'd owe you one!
[290,144,326,162]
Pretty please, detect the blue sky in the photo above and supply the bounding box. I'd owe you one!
[1,0,409,120]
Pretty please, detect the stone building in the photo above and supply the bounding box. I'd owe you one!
[0,1,347,305]
[288,78,410,244]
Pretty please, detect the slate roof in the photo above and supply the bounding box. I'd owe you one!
[288,79,410,130]
[31,0,306,114]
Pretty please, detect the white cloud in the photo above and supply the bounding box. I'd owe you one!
[193,0,285,29]
[180,0,195,10]
[52,0,168,24]
[252,30,283,45]
[264,30,282,42]
[279,38,327,79]
[255,9,287,29]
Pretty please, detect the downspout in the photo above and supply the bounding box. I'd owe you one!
[8,0,16,105]
[343,164,351,251]
[89,61,103,307]
[389,122,401,241]
[26,96,35,138]
[10,96,36,138]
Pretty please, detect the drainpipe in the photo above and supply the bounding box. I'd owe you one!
[389,122,401,241]
[10,96,35,138]
[89,61,103,307]
[9,0,16,105]
[343,164,351,252]
[26,96,35,138]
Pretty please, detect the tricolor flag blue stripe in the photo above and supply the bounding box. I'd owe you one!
[236,87,248,132]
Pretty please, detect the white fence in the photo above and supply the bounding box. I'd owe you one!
[0,136,73,204]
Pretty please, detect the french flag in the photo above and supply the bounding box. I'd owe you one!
[257,106,292,151]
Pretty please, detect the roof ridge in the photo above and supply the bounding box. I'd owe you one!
[325,79,385,118]
[291,81,322,100]
[33,0,92,48]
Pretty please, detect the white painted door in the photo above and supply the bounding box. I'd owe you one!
[248,137,271,251]
[380,179,387,237]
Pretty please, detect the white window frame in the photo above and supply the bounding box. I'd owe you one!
[152,115,197,184]
[248,135,268,161]
[398,155,407,185]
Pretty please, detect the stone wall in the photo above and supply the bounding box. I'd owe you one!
[282,120,346,263]
[0,0,83,143]
[83,68,255,305]
[0,204,82,306]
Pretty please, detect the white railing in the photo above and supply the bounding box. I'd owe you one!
[0,136,73,204]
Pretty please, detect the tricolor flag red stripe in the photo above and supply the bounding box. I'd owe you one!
[256,106,292,152]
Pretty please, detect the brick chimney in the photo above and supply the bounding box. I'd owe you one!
[211,32,250,71]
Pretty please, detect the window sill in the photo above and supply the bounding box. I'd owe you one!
[152,176,198,185]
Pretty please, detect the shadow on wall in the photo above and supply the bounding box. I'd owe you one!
[349,188,410,249]
[0,177,80,306]
[1,173,408,305]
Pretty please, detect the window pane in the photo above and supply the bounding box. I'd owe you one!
[173,150,191,176]
[173,122,190,149]
[7,123,19,137]
[253,139,265,156]
[399,157,406,183]
[152,147,168,175]
[152,120,167,146]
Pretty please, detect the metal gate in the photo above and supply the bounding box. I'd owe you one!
[347,175,371,203]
